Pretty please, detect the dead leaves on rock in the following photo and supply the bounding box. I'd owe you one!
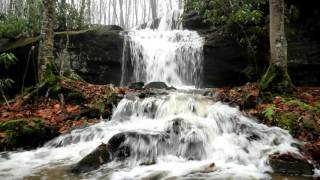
[1,78,122,135]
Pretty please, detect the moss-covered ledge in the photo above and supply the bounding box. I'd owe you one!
[0,118,59,151]
[0,25,123,52]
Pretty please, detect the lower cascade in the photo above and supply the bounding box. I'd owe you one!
[0,92,302,179]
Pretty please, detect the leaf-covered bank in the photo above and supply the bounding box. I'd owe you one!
[213,84,320,166]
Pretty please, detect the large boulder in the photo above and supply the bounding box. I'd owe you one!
[269,153,314,175]
[65,26,124,85]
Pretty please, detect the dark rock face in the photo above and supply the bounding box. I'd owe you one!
[288,41,320,86]
[65,26,124,85]
[0,25,124,95]
[71,143,111,174]
[144,82,168,89]
[128,82,144,90]
[183,11,211,31]
[269,153,314,175]
[183,12,249,87]
[183,8,320,87]
[201,32,249,87]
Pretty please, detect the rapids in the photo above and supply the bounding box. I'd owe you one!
[0,92,301,179]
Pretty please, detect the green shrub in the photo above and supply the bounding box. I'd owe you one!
[0,14,28,39]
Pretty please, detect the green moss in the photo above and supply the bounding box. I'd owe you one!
[276,112,300,131]
[259,65,295,94]
[302,121,315,130]
[0,30,89,52]
[263,104,276,122]
[286,98,317,112]
[0,118,55,151]
[1,37,39,52]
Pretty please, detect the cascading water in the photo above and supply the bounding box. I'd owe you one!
[121,8,204,87]
[0,92,302,179]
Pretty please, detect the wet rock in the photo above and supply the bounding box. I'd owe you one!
[303,143,320,165]
[129,82,144,90]
[269,153,314,175]
[144,82,168,89]
[107,132,127,153]
[183,11,211,31]
[0,118,59,151]
[166,86,177,90]
[71,143,111,174]
[203,90,214,97]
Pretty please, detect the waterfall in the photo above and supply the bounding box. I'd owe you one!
[0,92,301,179]
[120,6,204,88]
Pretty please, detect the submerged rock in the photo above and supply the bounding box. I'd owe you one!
[71,143,111,174]
[144,82,168,89]
[269,153,314,175]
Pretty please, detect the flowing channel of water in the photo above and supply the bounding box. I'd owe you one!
[0,92,301,179]
[121,9,204,88]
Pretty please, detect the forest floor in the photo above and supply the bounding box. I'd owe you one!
[0,79,319,165]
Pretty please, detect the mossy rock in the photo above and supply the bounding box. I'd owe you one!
[0,118,59,151]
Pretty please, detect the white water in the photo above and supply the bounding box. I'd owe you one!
[121,6,204,88]
[0,92,301,179]
[121,30,203,87]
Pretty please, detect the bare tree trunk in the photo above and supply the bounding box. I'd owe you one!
[78,0,86,29]
[99,0,102,24]
[134,0,139,25]
[9,0,15,13]
[86,0,91,24]
[150,0,157,20]
[60,0,67,30]
[27,0,38,36]
[108,0,111,24]
[38,0,56,81]
[125,0,132,28]
[178,0,183,9]
[260,0,294,93]
[119,0,124,28]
